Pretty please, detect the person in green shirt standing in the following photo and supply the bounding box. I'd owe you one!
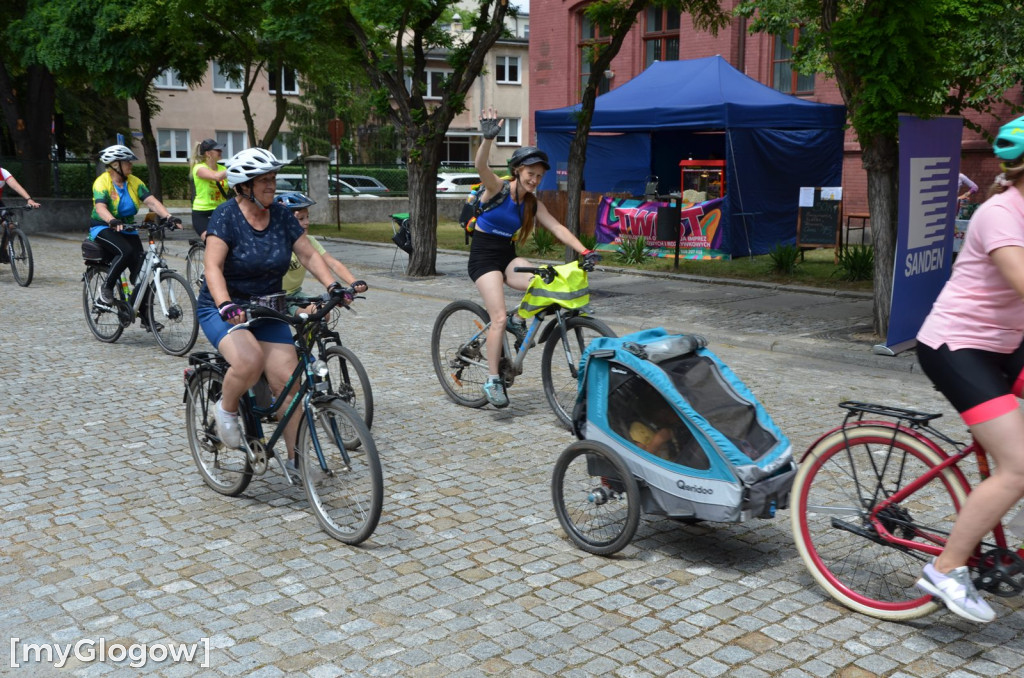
[190,138,228,240]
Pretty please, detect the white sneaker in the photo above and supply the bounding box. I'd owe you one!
[214,400,241,448]
[916,561,995,623]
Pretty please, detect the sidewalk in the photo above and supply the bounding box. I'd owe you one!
[313,235,918,374]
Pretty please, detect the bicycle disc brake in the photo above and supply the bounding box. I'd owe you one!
[975,548,1024,597]
[244,438,269,475]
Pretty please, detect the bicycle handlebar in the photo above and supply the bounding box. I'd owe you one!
[0,205,40,212]
[244,285,359,327]
[514,265,558,283]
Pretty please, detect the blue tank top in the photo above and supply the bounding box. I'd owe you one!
[473,191,525,239]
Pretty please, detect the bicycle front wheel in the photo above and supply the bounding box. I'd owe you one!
[322,345,373,447]
[431,299,491,408]
[552,440,641,556]
[8,228,33,287]
[299,399,383,545]
[185,367,252,496]
[791,424,968,621]
[185,243,205,294]
[149,271,198,356]
[82,267,124,343]
[541,316,616,429]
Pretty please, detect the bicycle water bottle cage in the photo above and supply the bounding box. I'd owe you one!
[81,239,110,264]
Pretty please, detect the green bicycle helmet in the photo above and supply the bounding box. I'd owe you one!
[994,115,1024,163]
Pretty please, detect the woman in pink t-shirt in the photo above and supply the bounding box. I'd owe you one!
[914,115,1024,623]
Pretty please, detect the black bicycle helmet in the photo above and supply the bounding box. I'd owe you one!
[509,146,550,171]
[274,191,316,210]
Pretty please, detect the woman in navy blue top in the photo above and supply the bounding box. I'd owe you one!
[470,108,600,408]
[198,148,344,475]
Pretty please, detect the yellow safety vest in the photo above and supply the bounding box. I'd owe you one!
[517,261,590,318]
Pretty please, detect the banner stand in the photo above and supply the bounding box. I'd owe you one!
[872,339,916,357]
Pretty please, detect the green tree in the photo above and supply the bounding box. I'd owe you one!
[303,0,512,276]
[737,0,1024,334]
[564,1,730,259]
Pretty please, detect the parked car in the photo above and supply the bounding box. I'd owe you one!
[275,173,386,199]
[333,174,390,195]
[437,172,481,194]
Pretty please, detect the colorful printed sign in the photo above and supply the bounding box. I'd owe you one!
[594,196,729,260]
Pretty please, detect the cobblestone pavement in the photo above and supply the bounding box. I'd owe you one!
[3,234,1024,677]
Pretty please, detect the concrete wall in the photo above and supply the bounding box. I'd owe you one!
[327,196,467,225]
[7,199,93,234]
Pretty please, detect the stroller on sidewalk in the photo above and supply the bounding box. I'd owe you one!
[551,328,796,555]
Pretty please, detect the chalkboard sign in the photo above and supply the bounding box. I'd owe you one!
[797,187,842,249]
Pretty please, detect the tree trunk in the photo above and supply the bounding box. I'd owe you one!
[405,139,442,276]
[0,63,55,195]
[862,133,899,335]
[134,90,162,200]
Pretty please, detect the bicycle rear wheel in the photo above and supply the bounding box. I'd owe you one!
[7,228,33,287]
[185,367,252,496]
[322,345,373,447]
[299,399,383,545]
[149,271,198,356]
[551,440,640,556]
[82,267,124,343]
[541,316,616,429]
[791,424,968,621]
[431,299,490,408]
[185,242,205,294]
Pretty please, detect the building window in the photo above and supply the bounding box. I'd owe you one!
[269,67,299,95]
[643,8,680,67]
[579,14,611,98]
[442,136,471,164]
[496,56,521,84]
[213,62,244,93]
[154,69,186,90]
[158,129,190,162]
[404,70,452,99]
[270,138,296,162]
[772,28,815,95]
[498,117,521,145]
[216,131,247,157]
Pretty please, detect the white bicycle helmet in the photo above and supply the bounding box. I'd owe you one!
[99,144,138,165]
[225,147,285,188]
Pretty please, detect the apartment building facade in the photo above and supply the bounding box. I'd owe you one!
[128,11,530,172]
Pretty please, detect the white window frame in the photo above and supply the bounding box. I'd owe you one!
[495,56,521,85]
[212,61,244,93]
[269,67,300,95]
[154,69,186,90]
[216,131,247,157]
[270,138,296,163]
[157,129,191,162]
[498,117,521,145]
[406,70,452,100]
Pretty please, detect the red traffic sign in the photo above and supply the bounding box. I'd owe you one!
[328,119,346,147]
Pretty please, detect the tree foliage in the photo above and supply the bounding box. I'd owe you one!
[737,0,1024,333]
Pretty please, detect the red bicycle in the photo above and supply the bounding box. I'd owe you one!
[791,401,1024,621]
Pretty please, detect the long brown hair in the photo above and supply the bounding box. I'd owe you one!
[512,171,538,244]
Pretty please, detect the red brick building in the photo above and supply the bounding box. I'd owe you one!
[529,1,1015,215]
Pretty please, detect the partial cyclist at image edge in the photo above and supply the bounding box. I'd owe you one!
[0,165,41,262]
[471,106,600,408]
[89,144,182,322]
[197,147,349,479]
[913,114,1024,623]
[275,191,368,310]
[190,138,229,240]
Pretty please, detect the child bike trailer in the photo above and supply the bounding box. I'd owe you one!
[551,327,796,555]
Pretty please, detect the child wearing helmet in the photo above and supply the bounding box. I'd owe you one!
[914,114,1024,624]
[275,191,367,310]
[469,107,601,409]
[89,144,181,316]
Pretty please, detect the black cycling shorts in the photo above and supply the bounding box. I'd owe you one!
[468,230,517,282]
[917,341,1024,426]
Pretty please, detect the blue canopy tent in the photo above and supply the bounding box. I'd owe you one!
[534,56,846,256]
